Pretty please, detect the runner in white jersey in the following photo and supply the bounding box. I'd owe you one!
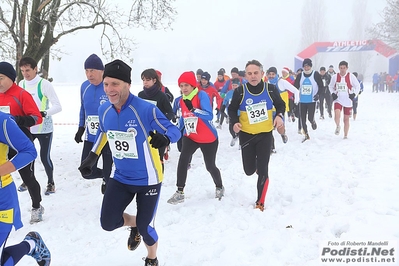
[19,57,62,195]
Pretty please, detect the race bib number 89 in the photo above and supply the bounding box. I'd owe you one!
[107,130,138,159]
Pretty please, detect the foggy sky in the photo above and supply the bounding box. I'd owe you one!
[49,0,386,85]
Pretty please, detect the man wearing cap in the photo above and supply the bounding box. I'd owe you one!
[78,59,180,266]
[18,56,62,195]
[196,69,204,83]
[0,61,44,223]
[294,58,324,142]
[214,69,228,92]
[75,54,113,194]
[319,66,332,119]
[328,65,336,76]
[198,72,223,118]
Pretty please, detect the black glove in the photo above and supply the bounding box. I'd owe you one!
[313,94,319,101]
[74,126,85,143]
[183,99,194,112]
[13,115,36,127]
[172,115,177,123]
[349,93,355,100]
[149,131,170,149]
[40,111,47,117]
[332,93,338,101]
[78,152,98,177]
[215,107,220,115]
[358,91,362,95]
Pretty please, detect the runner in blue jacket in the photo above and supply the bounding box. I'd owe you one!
[0,111,51,266]
[78,60,180,266]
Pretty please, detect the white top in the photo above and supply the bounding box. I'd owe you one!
[277,78,300,104]
[329,72,361,108]
[19,75,62,134]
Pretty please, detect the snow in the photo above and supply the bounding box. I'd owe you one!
[9,82,399,266]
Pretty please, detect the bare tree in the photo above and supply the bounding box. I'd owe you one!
[349,1,372,77]
[0,0,176,80]
[369,0,399,50]
[300,0,326,65]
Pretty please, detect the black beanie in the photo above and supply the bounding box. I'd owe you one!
[302,58,312,67]
[201,72,211,81]
[196,69,204,75]
[267,67,278,74]
[231,67,239,74]
[0,62,16,82]
[103,59,132,84]
[217,70,224,76]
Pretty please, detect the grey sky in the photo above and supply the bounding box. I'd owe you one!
[49,0,386,84]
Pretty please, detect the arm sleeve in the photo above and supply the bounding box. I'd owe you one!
[42,81,62,116]
[191,91,214,121]
[350,74,361,95]
[164,87,174,103]
[227,86,243,126]
[78,85,86,127]
[3,117,37,169]
[268,84,286,114]
[161,96,175,120]
[329,75,337,94]
[150,107,181,143]
[314,71,323,95]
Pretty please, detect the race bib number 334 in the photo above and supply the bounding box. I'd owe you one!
[246,102,268,124]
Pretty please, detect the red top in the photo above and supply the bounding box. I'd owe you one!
[197,84,223,109]
[0,83,42,124]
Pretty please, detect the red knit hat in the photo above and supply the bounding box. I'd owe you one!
[282,67,290,74]
[178,71,197,87]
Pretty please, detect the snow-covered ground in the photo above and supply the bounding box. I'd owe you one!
[9,82,399,266]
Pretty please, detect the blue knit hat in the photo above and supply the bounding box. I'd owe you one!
[84,54,104,70]
[0,62,16,82]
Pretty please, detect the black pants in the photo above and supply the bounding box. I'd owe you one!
[81,141,113,182]
[176,137,222,189]
[288,98,295,118]
[319,92,332,117]
[8,133,41,209]
[299,102,316,134]
[219,104,229,125]
[239,131,272,204]
[32,133,54,184]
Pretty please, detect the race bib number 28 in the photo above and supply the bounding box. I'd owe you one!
[107,130,138,159]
